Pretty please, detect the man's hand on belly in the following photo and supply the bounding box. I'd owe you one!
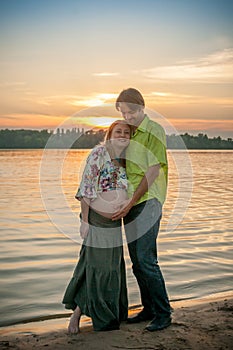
[111,198,133,220]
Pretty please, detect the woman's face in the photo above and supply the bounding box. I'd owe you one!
[110,123,131,150]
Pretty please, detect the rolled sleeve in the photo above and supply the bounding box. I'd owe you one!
[147,127,167,168]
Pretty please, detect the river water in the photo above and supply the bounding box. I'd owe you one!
[0,149,232,327]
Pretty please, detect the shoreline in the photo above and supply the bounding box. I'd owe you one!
[1,291,232,334]
[0,291,232,350]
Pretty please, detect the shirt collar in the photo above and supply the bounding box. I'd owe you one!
[136,114,149,133]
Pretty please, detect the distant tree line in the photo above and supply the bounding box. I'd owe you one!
[0,128,105,149]
[166,133,233,149]
[0,128,232,149]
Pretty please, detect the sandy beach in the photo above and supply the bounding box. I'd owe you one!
[0,293,232,350]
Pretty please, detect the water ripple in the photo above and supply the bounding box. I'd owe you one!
[0,150,232,327]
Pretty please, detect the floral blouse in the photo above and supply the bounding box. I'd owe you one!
[76,145,128,200]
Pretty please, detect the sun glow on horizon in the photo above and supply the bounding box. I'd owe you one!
[79,116,119,129]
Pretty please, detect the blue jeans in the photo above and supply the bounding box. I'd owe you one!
[124,198,171,317]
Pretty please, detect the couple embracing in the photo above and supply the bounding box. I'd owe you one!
[62,88,172,333]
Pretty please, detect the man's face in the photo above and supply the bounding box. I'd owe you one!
[118,102,144,127]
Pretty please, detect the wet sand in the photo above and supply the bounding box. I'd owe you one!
[0,294,232,350]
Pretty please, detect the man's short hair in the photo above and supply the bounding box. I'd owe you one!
[115,88,145,111]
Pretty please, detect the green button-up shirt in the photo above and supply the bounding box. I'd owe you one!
[126,115,168,205]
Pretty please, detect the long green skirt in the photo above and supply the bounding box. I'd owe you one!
[62,209,128,331]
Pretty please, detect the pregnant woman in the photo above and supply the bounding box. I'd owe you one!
[62,120,132,333]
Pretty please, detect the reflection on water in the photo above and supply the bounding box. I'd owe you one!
[0,150,232,326]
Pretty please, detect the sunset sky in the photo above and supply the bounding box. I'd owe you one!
[1,0,233,138]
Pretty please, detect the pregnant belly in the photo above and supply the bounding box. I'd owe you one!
[90,190,128,218]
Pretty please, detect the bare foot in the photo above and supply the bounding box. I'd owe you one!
[68,306,81,334]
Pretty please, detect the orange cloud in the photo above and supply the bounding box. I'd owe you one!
[0,114,67,130]
[168,118,233,134]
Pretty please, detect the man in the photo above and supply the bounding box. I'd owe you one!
[112,88,171,331]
